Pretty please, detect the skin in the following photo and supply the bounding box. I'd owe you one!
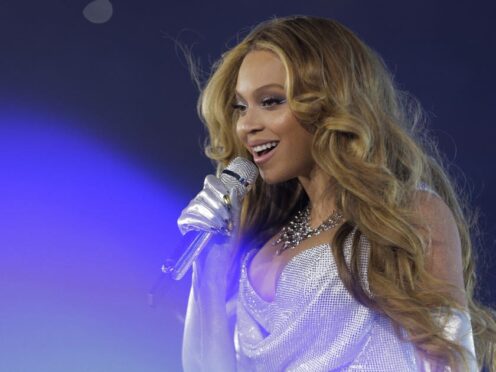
[182,50,469,372]
[234,50,343,300]
[235,50,337,226]
[233,50,467,308]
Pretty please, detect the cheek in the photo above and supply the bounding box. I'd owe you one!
[294,139,314,163]
[284,120,314,149]
[288,128,315,164]
[235,119,244,141]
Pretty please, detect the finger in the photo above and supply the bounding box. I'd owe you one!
[198,188,230,221]
[177,211,225,235]
[204,174,228,201]
[177,199,223,230]
[190,192,230,229]
[178,220,220,234]
[185,201,226,228]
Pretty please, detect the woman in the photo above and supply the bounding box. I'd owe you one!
[178,16,496,371]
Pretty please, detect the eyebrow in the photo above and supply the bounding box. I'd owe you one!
[235,83,285,99]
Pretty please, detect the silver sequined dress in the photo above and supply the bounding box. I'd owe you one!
[234,186,477,371]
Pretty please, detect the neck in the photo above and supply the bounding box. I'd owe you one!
[298,166,338,228]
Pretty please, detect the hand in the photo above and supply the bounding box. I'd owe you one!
[177,174,243,289]
[178,174,243,236]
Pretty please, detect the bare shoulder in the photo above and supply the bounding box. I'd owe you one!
[412,189,467,307]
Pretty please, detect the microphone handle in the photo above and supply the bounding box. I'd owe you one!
[167,231,214,281]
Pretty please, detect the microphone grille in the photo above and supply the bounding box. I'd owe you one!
[220,157,259,196]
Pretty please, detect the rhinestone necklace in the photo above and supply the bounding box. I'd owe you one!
[273,206,344,255]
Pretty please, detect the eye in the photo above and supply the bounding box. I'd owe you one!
[231,102,247,113]
[261,96,286,108]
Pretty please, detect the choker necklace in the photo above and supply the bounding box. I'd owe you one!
[273,206,344,255]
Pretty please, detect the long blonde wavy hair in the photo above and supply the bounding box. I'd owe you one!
[194,16,496,370]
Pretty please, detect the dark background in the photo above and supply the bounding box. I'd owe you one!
[0,0,495,371]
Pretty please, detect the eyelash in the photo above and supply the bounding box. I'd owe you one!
[262,97,286,107]
[231,97,286,112]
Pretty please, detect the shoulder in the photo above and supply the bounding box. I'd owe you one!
[412,188,459,250]
[412,188,467,307]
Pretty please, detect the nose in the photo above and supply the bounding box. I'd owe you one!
[236,108,264,139]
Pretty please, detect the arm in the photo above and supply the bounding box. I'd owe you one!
[182,259,237,372]
[413,191,478,371]
[178,175,240,372]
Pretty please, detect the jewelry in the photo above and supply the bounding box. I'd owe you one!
[273,206,344,255]
[222,194,232,210]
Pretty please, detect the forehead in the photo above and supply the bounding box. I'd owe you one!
[236,50,286,94]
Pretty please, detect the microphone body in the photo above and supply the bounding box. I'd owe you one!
[167,231,214,280]
[165,157,258,281]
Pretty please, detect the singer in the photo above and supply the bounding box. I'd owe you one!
[178,16,495,371]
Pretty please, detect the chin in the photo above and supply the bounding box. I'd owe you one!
[259,169,292,185]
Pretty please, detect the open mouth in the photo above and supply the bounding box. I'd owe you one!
[253,141,279,157]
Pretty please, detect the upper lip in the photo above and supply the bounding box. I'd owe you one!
[247,139,279,147]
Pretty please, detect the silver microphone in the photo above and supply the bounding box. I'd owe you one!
[165,157,258,281]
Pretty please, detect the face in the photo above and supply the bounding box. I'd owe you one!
[234,50,315,184]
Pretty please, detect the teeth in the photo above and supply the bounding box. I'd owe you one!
[253,141,278,153]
